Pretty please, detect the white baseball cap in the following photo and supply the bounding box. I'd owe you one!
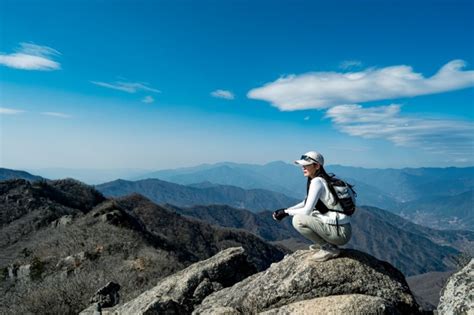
[294,151,324,166]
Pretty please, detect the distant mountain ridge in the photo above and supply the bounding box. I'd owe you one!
[0,168,44,182]
[133,161,302,198]
[96,178,299,212]
[136,162,474,230]
[3,165,473,230]
[398,189,474,230]
[328,165,474,202]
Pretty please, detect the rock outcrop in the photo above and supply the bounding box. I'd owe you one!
[438,259,473,315]
[91,282,121,308]
[193,249,421,314]
[98,246,421,314]
[108,247,257,314]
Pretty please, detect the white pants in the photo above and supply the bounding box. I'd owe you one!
[292,214,352,246]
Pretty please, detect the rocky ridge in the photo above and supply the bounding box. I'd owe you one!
[94,247,422,314]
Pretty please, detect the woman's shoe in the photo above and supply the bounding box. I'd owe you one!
[312,244,340,262]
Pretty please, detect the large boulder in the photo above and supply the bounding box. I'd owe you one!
[193,249,421,314]
[108,247,257,314]
[437,259,473,315]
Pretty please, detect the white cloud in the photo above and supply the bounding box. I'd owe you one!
[0,107,25,115]
[247,60,474,111]
[211,89,235,100]
[41,112,71,118]
[91,81,161,93]
[326,104,474,157]
[339,60,362,70]
[142,96,155,104]
[0,42,61,71]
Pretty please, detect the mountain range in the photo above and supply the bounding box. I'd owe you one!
[0,168,43,182]
[2,165,473,230]
[96,178,299,212]
[134,162,474,230]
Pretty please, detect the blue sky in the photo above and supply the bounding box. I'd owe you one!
[1,0,473,171]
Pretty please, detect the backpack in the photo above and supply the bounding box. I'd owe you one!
[314,177,357,216]
[328,178,357,215]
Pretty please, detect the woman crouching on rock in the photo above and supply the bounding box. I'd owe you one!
[272,151,352,262]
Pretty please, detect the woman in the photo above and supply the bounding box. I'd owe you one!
[272,151,352,261]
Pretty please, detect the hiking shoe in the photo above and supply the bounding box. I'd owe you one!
[309,244,321,251]
[312,245,340,262]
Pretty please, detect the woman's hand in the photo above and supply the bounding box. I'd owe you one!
[272,208,289,221]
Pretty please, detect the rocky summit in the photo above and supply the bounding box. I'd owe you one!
[96,246,421,314]
[194,248,420,314]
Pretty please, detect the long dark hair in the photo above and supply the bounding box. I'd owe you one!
[304,165,346,214]
[306,165,335,195]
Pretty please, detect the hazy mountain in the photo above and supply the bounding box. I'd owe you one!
[136,162,474,230]
[25,168,152,185]
[96,178,299,212]
[139,162,474,200]
[0,179,285,314]
[134,161,406,209]
[398,190,474,231]
[329,165,474,202]
[134,161,302,198]
[0,168,44,182]
[166,203,472,276]
[348,206,468,275]
[341,178,401,211]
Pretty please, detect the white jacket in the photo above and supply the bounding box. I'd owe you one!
[284,177,350,225]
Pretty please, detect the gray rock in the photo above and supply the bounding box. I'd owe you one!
[7,264,31,281]
[79,282,121,315]
[259,294,398,315]
[53,214,73,227]
[91,281,121,308]
[193,249,420,314]
[438,259,473,315]
[56,251,97,273]
[17,264,31,280]
[110,246,256,314]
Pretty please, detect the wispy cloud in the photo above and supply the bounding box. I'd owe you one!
[0,107,25,115]
[326,104,474,157]
[247,60,474,111]
[339,60,362,70]
[91,81,161,93]
[41,112,71,118]
[142,96,155,104]
[0,42,61,71]
[211,89,235,100]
